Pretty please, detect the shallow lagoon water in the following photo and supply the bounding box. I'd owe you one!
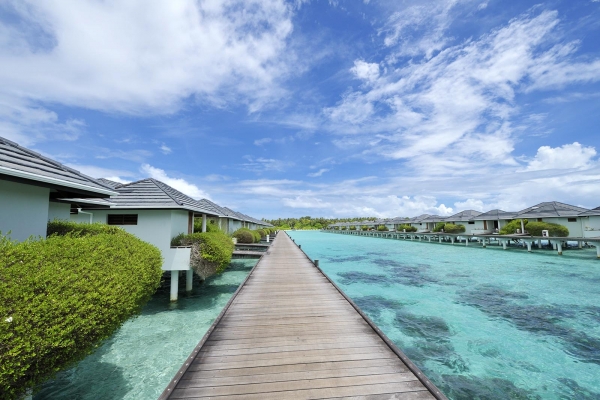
[288,231,600,400]
[33,259,255,400]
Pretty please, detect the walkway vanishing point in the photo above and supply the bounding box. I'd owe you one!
[159,232,446,400]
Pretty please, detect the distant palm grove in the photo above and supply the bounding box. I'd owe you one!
[264,216,376,230]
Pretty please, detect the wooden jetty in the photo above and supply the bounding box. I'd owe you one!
[159,232,446,399]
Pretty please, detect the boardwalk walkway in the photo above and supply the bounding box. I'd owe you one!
[159,233,445,399]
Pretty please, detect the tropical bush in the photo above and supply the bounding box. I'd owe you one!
[433,222,446,232]
[193,219,222,233]
[525,221,569,237]
[232,228,255,243]
[499,219,528,235]
[171,231,234,278]
[377,225,389,231]
[1,222,162,399]
[397,224,417,232]
[349,225,356,230]
[341,226,347,230]
[443,223,466,234]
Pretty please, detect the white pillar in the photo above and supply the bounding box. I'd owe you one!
[502,241,507,250]
[526,242,532,252]
[451,237,455,244]
[465,237,468,246]
[266,234,270,243]
[186,269,193,293]
[202,214,207,232]
[578,241,582,249]
[428,236,431,242]
[520,219,525,234]
[553,242,557,250]
[439,236,443,243]
[482,238,487,248]
[538,239,542,249]
[557,242,563,255]
[170,270,179,302]
[596,245,600,258]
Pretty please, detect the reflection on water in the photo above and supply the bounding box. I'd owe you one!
[34,260,255,400]
[288,231,600,400]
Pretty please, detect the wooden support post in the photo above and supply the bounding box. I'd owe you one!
[170,270,179,302]
[186,269,193,293]
[314,260,319,267]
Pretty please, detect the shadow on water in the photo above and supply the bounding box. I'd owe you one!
[435,374,542,400]
[337,271,391,286]
[34,345,130,400]
[457,285,600,365]
[372,258,439,287]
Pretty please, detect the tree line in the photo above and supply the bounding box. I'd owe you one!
[263,216,376,230]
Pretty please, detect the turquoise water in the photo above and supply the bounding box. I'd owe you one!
[33,260,255,400]
[288,231,600,400]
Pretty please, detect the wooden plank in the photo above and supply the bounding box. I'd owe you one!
[159,232,445,400]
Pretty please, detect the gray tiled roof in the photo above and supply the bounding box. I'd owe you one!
[97,178,124,189]
[446,210,482,221]
[103,179,217,214]
[411,214,431,223]
[579,206,600,217]
[197,198,228,217]
[0,137,116,196]
[514,202,589,218]
[471,209,516,220]
[420,215,446,223]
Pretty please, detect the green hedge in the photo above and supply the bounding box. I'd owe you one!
[499,219,527,235]
[1,223,162,399]
[443,223,466,233]
[232,228,263,243]
[433,222,446,232]
[361,226,369,231]
[525,221,569,237]
[172,231,234,276]
[397,224,417,232]
[349,226,356,231]
[377,225,389,231]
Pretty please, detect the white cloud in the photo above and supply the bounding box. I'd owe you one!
[282,196,331,208]
[239,156,292,173]
[350,60,380,83]
[160,144,172,155]
[524,142,597,171]
[254,138,273,146]
[0,0,295,143]
[454,198,485,211]
[325,9,600,177]
[307,168,329,177]
[140,164,210,199]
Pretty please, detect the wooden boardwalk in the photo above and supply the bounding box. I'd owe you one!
[159,233,446,400]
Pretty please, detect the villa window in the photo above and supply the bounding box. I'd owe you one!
[537,218,543,222]
[568,217,577,222]
[107,214,138,225]
[468,221,475,224]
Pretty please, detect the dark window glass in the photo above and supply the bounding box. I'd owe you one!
[107,214,138,225]
[568,217,577,222]
[468,221,475,224]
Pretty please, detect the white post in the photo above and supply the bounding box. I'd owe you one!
[451,237,455,244]
[526,241,532,252]
[428,236,431,242]
[596,245,600,258]
[578,241,582,249]
[557,241,563,255]
[202,214,207,232]
[186,269,193,293]
[553,242,557,250]
[502,241,507,250]
[538,239,542,249]
[482,238,487,248]
[465,237,469,246]
[266,234,270,243]
[170,270,179,302]
[439,236,443,243]
[520,219,525,234]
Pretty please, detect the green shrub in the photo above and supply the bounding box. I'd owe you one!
[193,219,221,233]
[433,222,446,232]
[1,226,162,399]
[443,223,466,233]
[232,229,254,243]
[47,220,122,237]
[349,225,356,230]
[341,226,347,230]
[361,226,369,231]
[525,221,569,237]
[397,224,417,232]
[172,231,234,278]
[377,225,389,231]
[499,219,528,235]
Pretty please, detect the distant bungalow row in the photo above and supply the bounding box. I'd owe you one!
[327,203,600,238]
[0,136,271,300]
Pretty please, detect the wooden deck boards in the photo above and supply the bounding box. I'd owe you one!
[159,233,446,400]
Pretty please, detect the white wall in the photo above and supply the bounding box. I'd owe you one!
[74,209,190,270]
[537,217,583,237]
[452,220,486,234]
[48,201,71,221]
[0,180,50,241]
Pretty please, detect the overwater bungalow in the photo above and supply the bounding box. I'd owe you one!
[443,210,483,234]
[512,201,588,237]
[0,137,117,241]
[469,209,516,234]
[408,214,433,232]
[579,207,600,238]
[420,214,447,232]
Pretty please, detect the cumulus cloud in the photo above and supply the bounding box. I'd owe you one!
[282,196,332,208]
[524,142,597,171]
[65,164,135,183]
[239,156,293,173]
[141,164,210,199]
[160,144,172,155]
[0,0,295,144]
[350,60,380,83]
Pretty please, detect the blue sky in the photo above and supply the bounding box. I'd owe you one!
[1,0,600,219]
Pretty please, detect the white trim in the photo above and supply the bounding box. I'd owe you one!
[0,166,117,196]
[57,198,116,206]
